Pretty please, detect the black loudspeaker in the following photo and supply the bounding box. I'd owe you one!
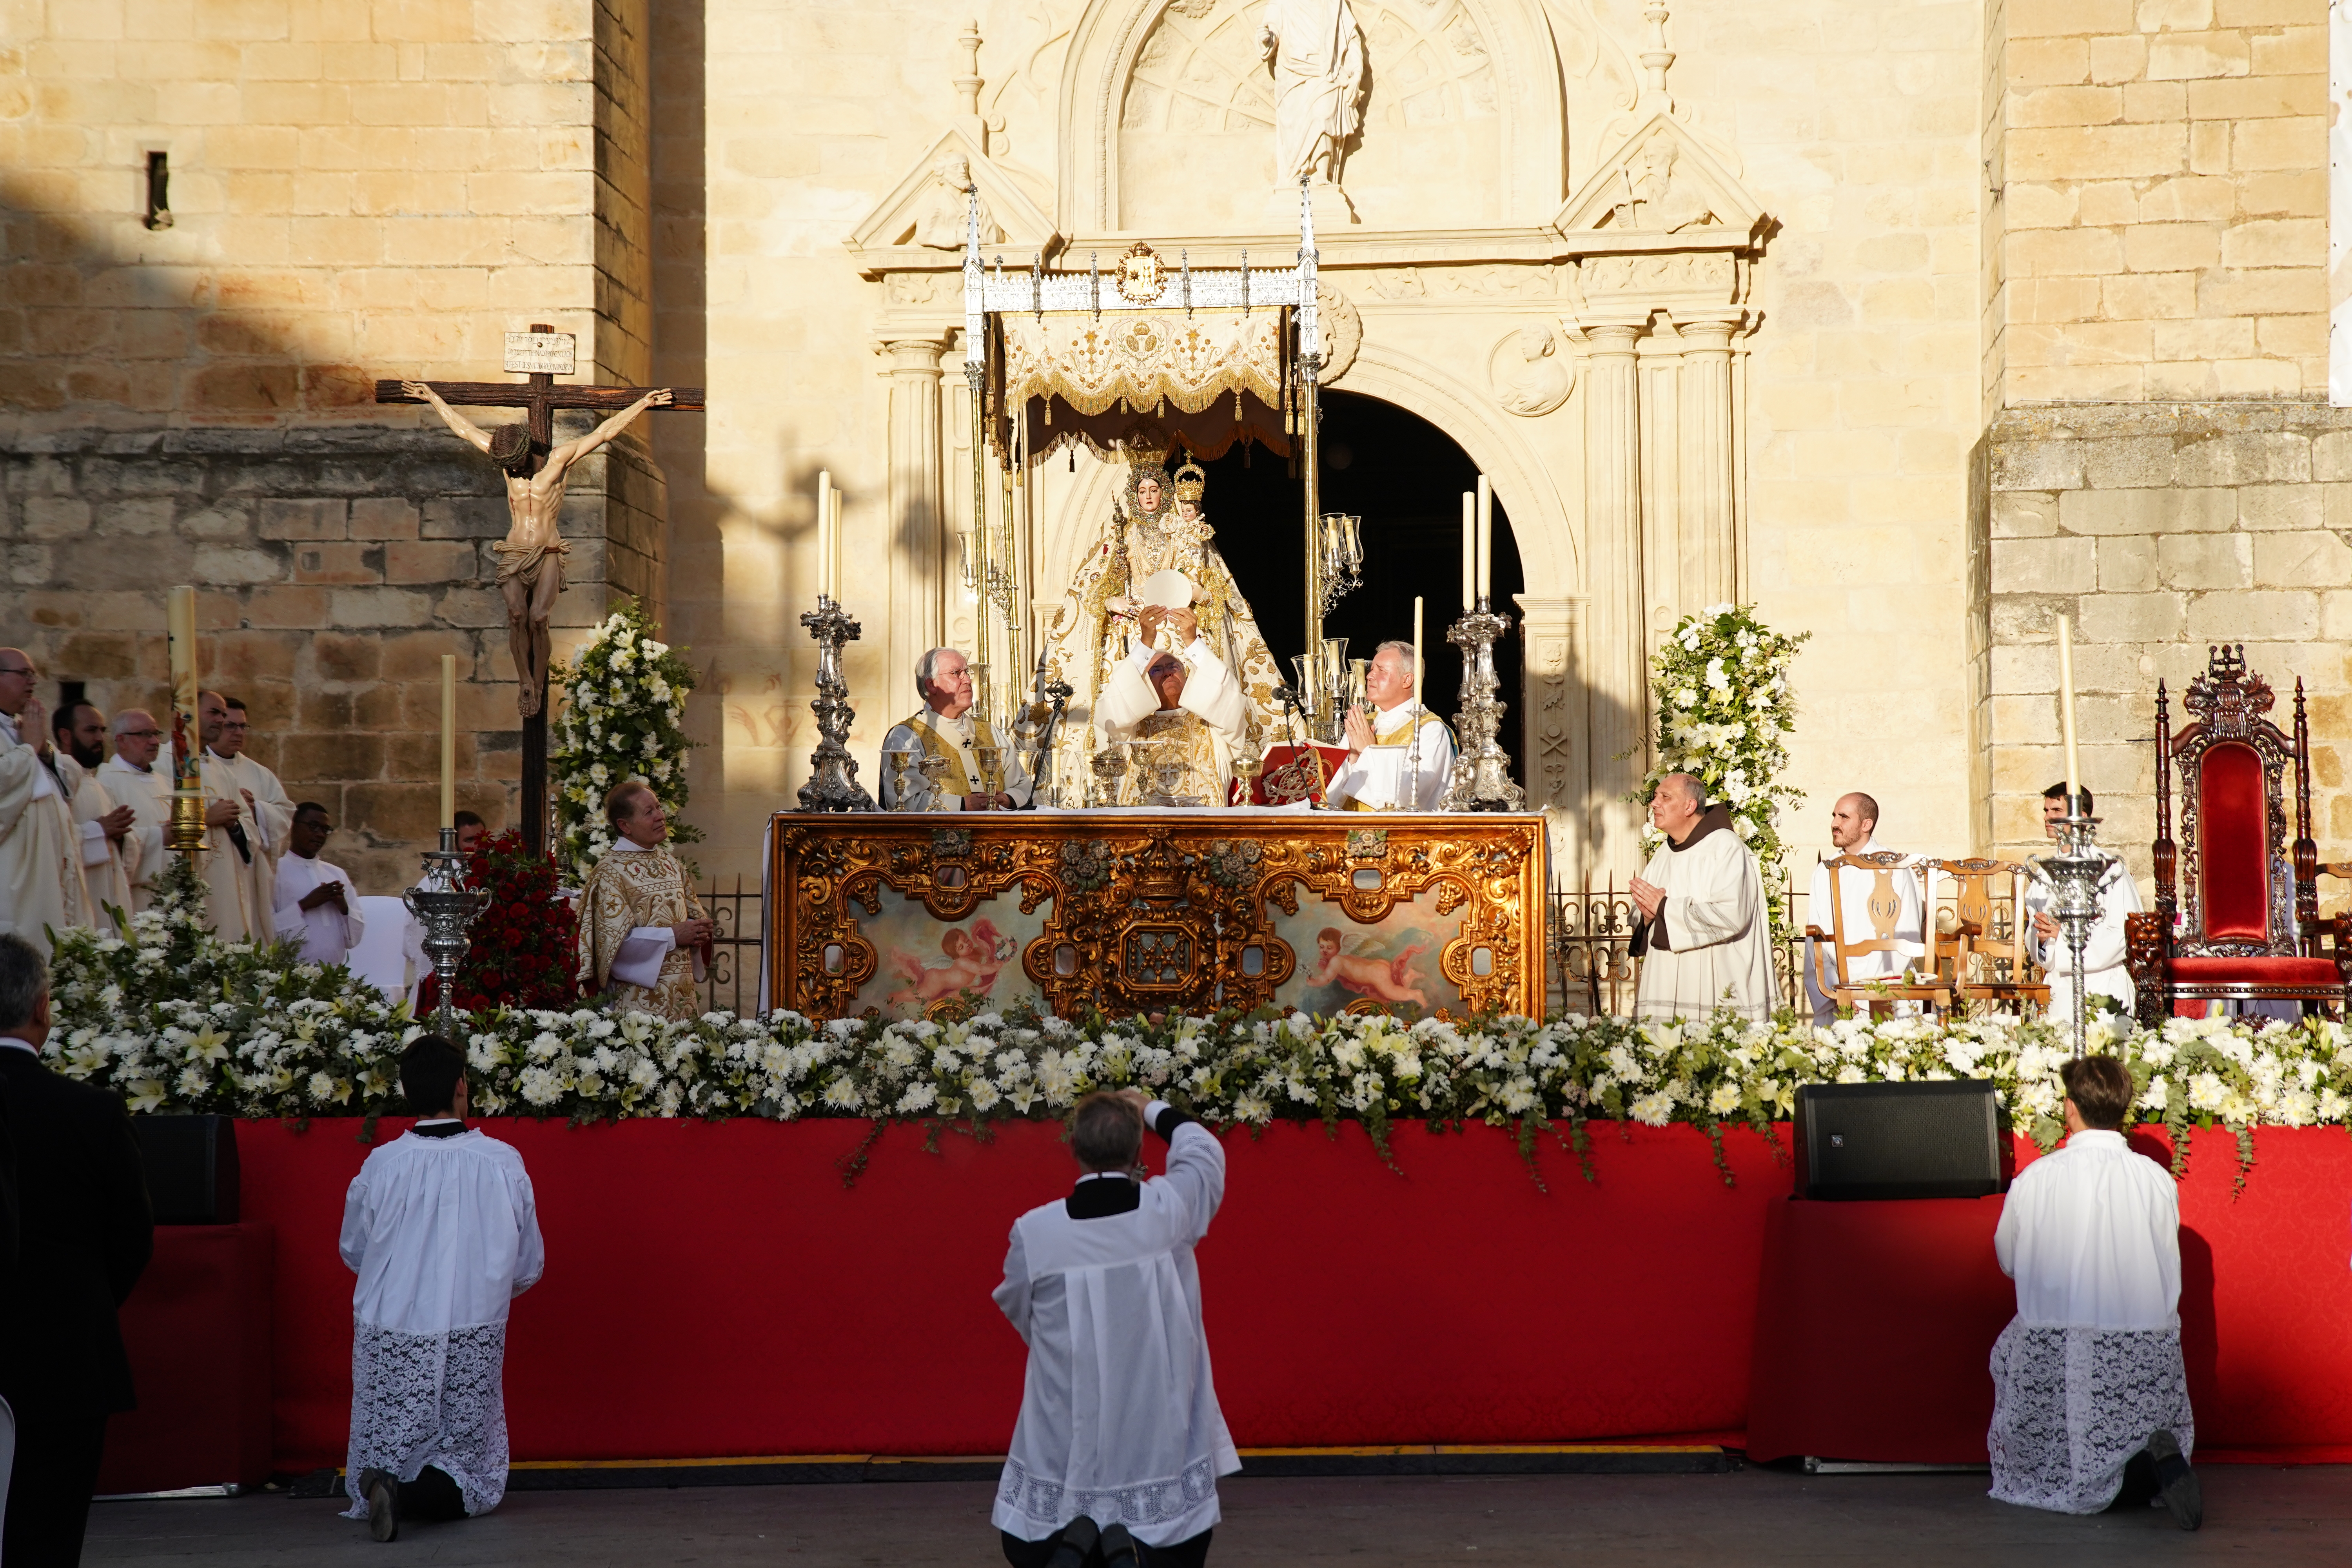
[133,1115,241,1224]
[1792,1081,2007,1200]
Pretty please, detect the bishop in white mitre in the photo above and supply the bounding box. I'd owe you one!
[994,1092,1238,1560]
[1326,640,1455,812]
[1802,791,1926,1022]
[1630,773,1776,1022]
[99,710,173,911]
[2022,784,2142,1026]
[1989,1054,2199,1526]
[880,646,1033,811]
[1096,607,1249,805]
[342,1037,544,1533]
[0,649,91,956]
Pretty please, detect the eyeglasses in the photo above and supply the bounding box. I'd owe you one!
[121,728,163,739]
[0,666,33,679]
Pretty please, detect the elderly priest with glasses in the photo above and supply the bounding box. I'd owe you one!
[1628,772,1776,1021]
[882,646,1033,811]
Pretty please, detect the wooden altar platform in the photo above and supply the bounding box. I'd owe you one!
[768,810,1549,1020]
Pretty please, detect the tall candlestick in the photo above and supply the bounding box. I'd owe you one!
[816,470,833,600]
[1476,474,1493,603]
[1460,491,1475,612]
[440,654,456,829]
[1412,595,1424,709]
[830,488,844,601]
[2056,613,2081,803]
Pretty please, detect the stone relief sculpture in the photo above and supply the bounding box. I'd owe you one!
[1608,131,1718,231]
[912,152,999,248]
[1488,326,1572,417]
[1259,0,1366,201]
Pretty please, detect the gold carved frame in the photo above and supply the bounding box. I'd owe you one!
[770,812,1549,1020]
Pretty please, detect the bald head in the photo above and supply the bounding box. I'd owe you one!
[0,649,35,719]
[197,690,229,750]
[1829,791,1879,851]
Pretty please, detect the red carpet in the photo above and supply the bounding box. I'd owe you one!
[167,1118,2352,1471]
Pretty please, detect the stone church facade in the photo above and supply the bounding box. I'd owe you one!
[0,0,2338,894]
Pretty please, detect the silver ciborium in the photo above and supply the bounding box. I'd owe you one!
[404,827,490,1038]
[2027,796,2110,1059]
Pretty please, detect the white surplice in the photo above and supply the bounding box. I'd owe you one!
[1632,805,1777,1022]
[217,749,294,937]
[59,755,136,927]
[1325,701,1455,812]
[1802,837,1926,1023]
[0,711,90,958]
[99,753,171,910]
[2023,860,2143,1025]
[993,1107,1239,1547]
[1988,1129,2192,1514]
[274,850,367,965]
[196,752,263,941]
[339,1126,545,1520]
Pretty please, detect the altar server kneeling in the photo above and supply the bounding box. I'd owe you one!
[994,1090,1238,1568]
[1629,772,1776,1021]
[342,1036,544,1543]
[1988,1053,2199,1529]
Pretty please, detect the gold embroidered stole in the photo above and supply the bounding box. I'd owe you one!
[904,713,1001,798]
[1345,709,1452,812]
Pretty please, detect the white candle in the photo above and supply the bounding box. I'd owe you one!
[2056,613,2081,804]
[1476,474,1492,603]
[1460,491,1474,612]
[440,654,456,829]
[1412,595,1423,710]
[816,470,833,600]
[829,488,844,601]
[166,585,197,787]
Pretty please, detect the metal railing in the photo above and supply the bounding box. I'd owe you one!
[704,873,1814,1021]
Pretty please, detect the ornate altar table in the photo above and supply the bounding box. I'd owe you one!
[768,810,1549,1020]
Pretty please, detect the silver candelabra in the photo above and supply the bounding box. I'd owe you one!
[798,593,876,811]
[403,827,488,1038]
[1440,597,1526,811]
[2027,801,2110,1059]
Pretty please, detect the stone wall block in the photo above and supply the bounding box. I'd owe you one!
[2180,588,2319,642]
[207,632,301,684]
[309,632,383,682]
[348,497,422,540]
[2094,536,2158,592]
[2154,531,2251,588]
[1991,535,2096,594]
[192,544,285,585]
[241,586,332,628]
[377,630,481,681]
[1991,440,2084,491]
[434,586,509,630]
[178,502,258,541]
[258,497,350,540]
[326,586,434,627]
[1992,643,2060,695]
[2251,530,2352,587]
[2237,483,2323,530]
[2078,591,2188,642]
[420,496,509,540]
[384,539,480,584]
[21,496,92,538]
[2060,485,2234,533]
[1992,492,2060,537]
[2079,434,2178,488]
[344,782,442,846]
[2172,429,2312,486]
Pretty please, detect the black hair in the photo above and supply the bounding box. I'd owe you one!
[399,1035,467,1117]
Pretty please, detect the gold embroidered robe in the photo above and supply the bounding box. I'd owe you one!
[1096,639,1249,806]
[576,842,708,1020]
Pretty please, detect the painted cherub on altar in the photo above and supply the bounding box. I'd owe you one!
[1305,927,1436,1010]
[1034,428,1285,799]
[885,918,1016,1014]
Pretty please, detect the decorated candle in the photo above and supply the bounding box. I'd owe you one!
[440,654,456,829]
[2056,614,2080,804]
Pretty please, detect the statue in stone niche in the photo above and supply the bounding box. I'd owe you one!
[1260,0,1365,191]
[911,151,998,249]
[1491,325,1572,417]
[1034,433,1285,802]
[1611,132,1717,232]
[403,379,672,717]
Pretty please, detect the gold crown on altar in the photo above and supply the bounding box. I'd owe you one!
[1172,459,1207,502]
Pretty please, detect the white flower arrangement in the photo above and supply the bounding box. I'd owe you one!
[1632,603,1810,940]
[548,598,699,880]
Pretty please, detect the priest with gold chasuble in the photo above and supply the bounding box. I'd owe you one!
[577,780,713,1021]
[880,647,1033,811]
[1095,606,1250,806]
[1035,434,1284,796]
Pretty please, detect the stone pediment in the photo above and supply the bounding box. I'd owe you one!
[1550,114,1767,250]
[845,128,1061,279]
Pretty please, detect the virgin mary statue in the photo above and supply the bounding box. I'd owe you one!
[1036,432,1285,801]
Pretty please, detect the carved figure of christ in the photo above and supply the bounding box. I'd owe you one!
[400,379,671,718]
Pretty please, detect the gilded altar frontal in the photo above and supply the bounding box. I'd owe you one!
[2,0,2345,895]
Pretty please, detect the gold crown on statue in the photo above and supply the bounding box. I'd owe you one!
[1120,421,1172,469]
[1172,459,1207,502]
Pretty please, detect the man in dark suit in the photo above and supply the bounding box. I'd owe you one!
[0,933,153,1566]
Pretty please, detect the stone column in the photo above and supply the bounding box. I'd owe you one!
[1583,322,1646,877]
[1638,339,1682,647]
[883,337,947,718]
[1677,319,1738,612]
[1514,593,1588,888]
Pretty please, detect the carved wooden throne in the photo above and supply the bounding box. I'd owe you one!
[2125,645,2352,1026]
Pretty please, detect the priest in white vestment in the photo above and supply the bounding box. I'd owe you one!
[1630,773,1776,1021]
[994,1091,1238,1567]
[1327,641,1455,812]
[0,650,91,956]
[100,710,172,911]
[1802,791,1926,1022]
[273,802,366,966]
[880,646,1034,811]
[53,700,139,927]
[2022,784,2143,1025]
[215,697,296,933]
[1989,1054,2200,1528]
[343,1036,544,1541]
[192,691,264,940]
[1096,608,1250,806]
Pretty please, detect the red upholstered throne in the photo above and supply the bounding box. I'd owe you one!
[2125,645,2352,1027]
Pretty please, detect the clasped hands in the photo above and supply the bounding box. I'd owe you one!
[671,917,716,953]
[299,880,349,915]
[1628,876,1666,921]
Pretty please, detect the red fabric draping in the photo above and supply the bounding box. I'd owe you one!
[2169,955,2342,985]
[98,1223,275,1494]
[2198,741,2270,941]
[191,1120,2352,1473]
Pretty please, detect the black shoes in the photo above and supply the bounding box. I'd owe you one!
[358,1467,401,1543]
[1045,1516,1100,1568]
[1099,1523,1140,1568]
[2145,1429,2202,1531]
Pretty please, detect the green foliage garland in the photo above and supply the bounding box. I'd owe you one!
[548,597,699,882]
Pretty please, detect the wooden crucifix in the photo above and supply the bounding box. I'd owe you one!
[376,325,705,854]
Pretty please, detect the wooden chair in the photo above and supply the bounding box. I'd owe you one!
[1806,850,1950,1016]
[1923,858,2050,1013]
[2123,644,2352,1026]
